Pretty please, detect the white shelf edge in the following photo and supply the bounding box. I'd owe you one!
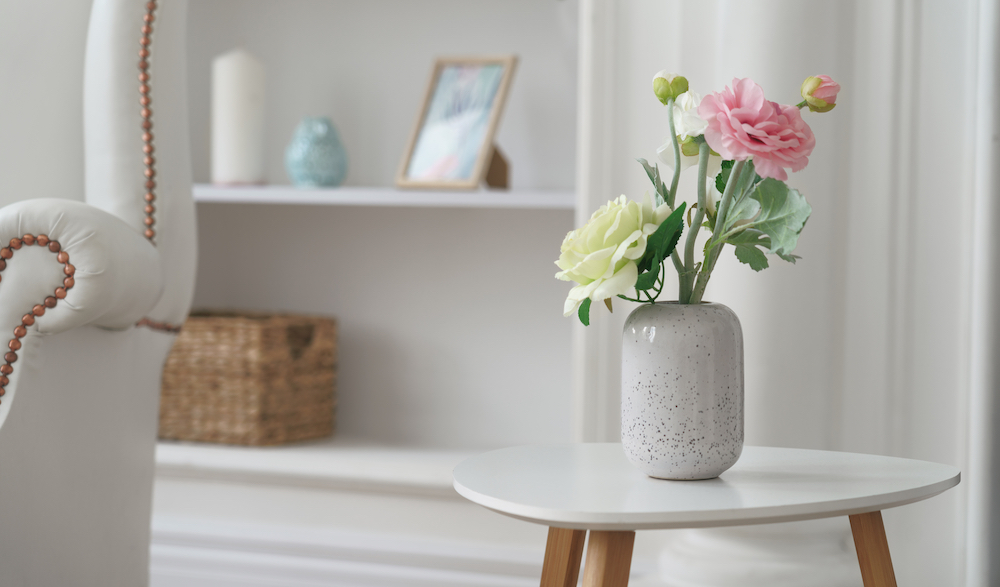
[193,184,576,210]
[155,438,480,499]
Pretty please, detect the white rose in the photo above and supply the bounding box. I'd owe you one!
[555,194,671,317]
[672,91,708,140]
[656,91,722,204]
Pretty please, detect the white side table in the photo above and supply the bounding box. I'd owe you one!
[453,444,960,587]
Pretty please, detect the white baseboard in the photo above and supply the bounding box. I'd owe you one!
[149,515,545,587]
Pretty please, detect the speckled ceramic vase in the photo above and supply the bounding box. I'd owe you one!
[621,302,744,480]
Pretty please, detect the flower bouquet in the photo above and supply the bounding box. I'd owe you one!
[556,74,840,324]
[555,72,839,479]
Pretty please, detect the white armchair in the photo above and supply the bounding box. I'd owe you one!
[0,0,195,585]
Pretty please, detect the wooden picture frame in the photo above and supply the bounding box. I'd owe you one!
[396,55,517,190]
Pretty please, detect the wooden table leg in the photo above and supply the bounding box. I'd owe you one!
[850,511,898,587]
[582,530,635,587]
[540,527,586,587]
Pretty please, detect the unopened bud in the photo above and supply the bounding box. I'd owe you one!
[800,75,840,113]
[652,71,689,105]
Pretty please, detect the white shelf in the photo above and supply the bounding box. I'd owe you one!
[155,437,479,499]
[193,184,576,210]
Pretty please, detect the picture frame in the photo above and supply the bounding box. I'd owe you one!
[396,55,518,190]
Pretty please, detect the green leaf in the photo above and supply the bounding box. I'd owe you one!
[715,160,734,193]
[747,179,812,257]
[638,202,686,274]
[578,298,592,326]
[656,202,686,259]
[729,229,770,272]
[634,268,659,291]
[637,158,667,206]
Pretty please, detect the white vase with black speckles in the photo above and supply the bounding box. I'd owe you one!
[621,301,744,480]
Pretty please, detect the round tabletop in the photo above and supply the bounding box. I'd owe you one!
[452,444,960,531]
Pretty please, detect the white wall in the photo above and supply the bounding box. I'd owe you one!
[186,0,578,189]
[0,0,90,206]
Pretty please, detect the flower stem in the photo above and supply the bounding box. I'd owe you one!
[690,159,746,304]
[666,96,686,296]
[666,98,682,208]
[652,263,666,302]
[711,159,746,244]
[671,248,686,299]
[679,142,710,303]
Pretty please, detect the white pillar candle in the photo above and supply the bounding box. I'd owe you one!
[211,49,265,184]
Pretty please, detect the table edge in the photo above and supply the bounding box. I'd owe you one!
[452,445,962,531]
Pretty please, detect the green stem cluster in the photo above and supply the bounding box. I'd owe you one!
[642,106,748,305]
[689,159,745,303]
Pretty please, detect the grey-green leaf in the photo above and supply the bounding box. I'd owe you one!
[748,179,812,257]
[729,229,770,272]
[717,160,763,235]
[637,158,667,206]
[722,192,761,235]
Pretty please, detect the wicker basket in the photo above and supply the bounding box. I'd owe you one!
[159,311,336,445]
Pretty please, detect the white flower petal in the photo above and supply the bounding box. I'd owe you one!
[563,280,602,317]
[592,261,638,300]
[556,194,658,319]
[657,139,699,175]
[672,91,708,140]
[604,230,643,278]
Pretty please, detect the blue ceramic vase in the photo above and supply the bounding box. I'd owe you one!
[285,117,348,187]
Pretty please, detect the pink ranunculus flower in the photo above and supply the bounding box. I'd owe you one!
[698,78,816,181]
[801,75,840,113]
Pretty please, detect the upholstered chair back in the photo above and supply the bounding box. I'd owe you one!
[0,1,195,584]
[84,0,196,325]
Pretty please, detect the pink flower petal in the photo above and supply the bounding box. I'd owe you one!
[699,78,815,177]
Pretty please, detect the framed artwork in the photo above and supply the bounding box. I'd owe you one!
[397,56,517,190]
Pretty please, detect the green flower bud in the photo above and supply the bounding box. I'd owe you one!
[652,71,689,105]
[678,136,700,157]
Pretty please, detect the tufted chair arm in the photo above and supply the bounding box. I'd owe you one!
[0,198,162,427]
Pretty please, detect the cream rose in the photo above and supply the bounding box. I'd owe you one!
[555,194,671,317]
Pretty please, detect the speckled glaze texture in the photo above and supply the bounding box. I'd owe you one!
[621,302,744,480]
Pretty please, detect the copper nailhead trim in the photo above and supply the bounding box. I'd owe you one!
[139,1,158,242]
[0,4,183,404]
[132,4,183,336]
[136,317,182,334]
[0,235,77,402]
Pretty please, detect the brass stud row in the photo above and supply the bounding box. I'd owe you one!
[138,1,158,242]
[0,235,76,402]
